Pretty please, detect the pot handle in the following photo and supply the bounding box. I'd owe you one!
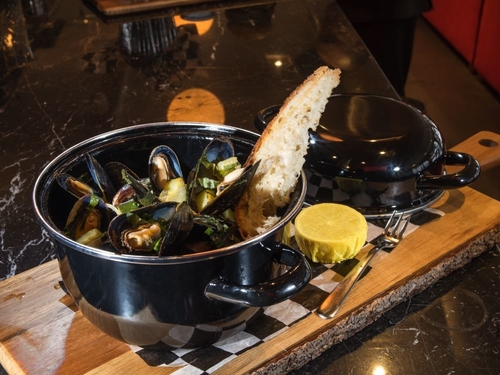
[416,151,481,189]
[254,105,280,133]
[205,243,312,307]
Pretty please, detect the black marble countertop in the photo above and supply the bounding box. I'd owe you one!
[1,0,499,374]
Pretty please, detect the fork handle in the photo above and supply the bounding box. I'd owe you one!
[316,244,382,319]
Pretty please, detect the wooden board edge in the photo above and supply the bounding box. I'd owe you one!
[0,343,24,375]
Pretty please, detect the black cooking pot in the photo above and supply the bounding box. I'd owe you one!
[32,122,311,349]
[255,94,481,217]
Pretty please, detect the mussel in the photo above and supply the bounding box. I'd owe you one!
[188,137,259,215]
[59,136,259,257]
[159,202,194,256]
[116,169,158,210]
[149,145,187,204]
[65,194,114,247]
[56,173,95,199]
[104,161,141,191]
[86,154,117,203]
[149,145,183,191]
[108,201,194,255]
[57,156,120,203]
[200,162,260,216]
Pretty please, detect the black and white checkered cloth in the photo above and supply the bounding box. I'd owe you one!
[130,208,444,374]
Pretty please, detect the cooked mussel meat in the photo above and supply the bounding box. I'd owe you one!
[56,173,95,198]
[117,169,158,210]
[108,201,176,253]
[65,194,114,247]
[122,222,162,252]
[149,145,187,203]
[108,201,194,255]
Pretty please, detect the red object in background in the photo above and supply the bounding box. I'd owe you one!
[423,0,483,64]
[424,0,500,94]
[473,0,500,94]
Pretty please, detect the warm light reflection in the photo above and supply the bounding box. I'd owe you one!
[5,33,13,48]
[174,15,214,36]
[166,88,225,124]
[373,365,387,375]
[379,151,386,155]
[83,19,89,24]
[265,54,292,68]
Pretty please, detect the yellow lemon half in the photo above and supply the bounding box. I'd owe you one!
[294,203,368,264]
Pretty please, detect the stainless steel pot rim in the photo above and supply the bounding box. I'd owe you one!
[32,121,307,265]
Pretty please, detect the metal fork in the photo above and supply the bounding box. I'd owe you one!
[316,211,412,320]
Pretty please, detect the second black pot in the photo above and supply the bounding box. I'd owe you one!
[255,94,481,217]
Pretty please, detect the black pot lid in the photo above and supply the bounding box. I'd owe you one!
[255,94,480,217]
[306,94,445,182]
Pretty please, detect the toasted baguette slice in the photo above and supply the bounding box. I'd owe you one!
[235,66,341,239]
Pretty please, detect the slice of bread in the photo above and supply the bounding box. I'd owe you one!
[235,66,341,239]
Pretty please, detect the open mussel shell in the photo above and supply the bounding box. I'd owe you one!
[148,145,184,194]
[65,195,114,242]
[187,136,260,216]
[158,202,194,256]
[188,136,237,211]
[86,154,117,203]
[56,173,95,199]
[104,160,158,209]
[189,214,241,252]
[202,136,235,163]
[187,137,235,184]
[108,201,193,255]
[200,161,260,216]
[104,161,141,191]
[117,168,158,208]
[111,184,138,206]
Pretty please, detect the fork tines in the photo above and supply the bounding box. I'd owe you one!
[384,211,412,239]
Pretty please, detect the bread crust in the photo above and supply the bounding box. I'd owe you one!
[235,66,341,239]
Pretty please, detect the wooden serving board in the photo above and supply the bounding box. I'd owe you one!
[1,132,500,374]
